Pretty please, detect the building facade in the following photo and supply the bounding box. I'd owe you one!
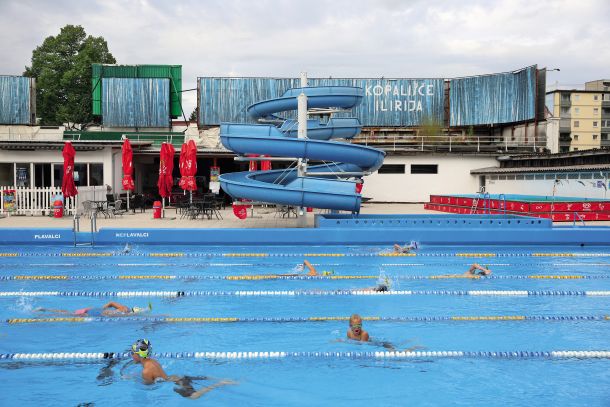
[546,79,610,152]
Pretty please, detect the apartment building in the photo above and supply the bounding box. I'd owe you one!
[546,79,610,152]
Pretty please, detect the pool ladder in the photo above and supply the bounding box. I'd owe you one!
[72,212,96,247]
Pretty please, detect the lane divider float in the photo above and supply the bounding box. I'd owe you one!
[2,290,610,297]
[7,315,608,325]
[2,350,610,361]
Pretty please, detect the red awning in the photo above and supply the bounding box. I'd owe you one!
[61,142,78,198]
[157,143,175,198]
[121,138,134,191]
[178,140,198,191]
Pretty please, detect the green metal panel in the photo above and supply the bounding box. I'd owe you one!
[63,130,185,147]
[91,64,182,118]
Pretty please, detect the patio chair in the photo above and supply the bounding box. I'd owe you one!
[82,200,94,218]
[111,199,127,217]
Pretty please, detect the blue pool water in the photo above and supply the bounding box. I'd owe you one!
[1,244,610,406]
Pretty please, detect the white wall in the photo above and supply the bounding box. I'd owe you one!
[487,175,609,199]
[0,125,64,141]
[365,155,498,202]
[0,147,114,187]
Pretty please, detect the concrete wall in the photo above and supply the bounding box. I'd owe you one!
[364,155,498,202]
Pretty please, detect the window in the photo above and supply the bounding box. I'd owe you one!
[594,108,599,115]
[525,174,535,180]
[593,121,598,127]
[603,120,610,127]
[410,164,438,174]
[516,174,525,180]
[89,164,104,186]
[574,107,580,114]
[377,164,405,174]
[602,134,608,141]
[545,174,556,180]
[594,95,599,101]
[0,163,12,185]
[34,164,52,187]
[573,135,579,141]
[574,121,579,128]
[561,107,570,115]
[574,147,579,151]
[580,173,593,179]
[535,174,545,180]
[568,173,579,179]
[15,163,30,187]
[573,94,580,101]
[593,134,599,140]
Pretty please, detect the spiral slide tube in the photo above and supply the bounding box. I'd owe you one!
[218,86,385,212]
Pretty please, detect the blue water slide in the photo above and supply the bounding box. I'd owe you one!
[219,86,385,212]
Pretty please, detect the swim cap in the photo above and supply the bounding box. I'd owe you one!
[131,302,153,314]
[131,339,151,358]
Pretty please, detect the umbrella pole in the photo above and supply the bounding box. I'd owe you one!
[127,190,130,212]
[162,197,165,219]
[190,190,193,204]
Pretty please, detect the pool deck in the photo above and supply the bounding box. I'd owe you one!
[1,203,608,229]
[1,203,608,246]
[0,203,436,229]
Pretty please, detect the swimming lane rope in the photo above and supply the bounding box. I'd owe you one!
[6,252,610,258]
[7,315,610,324]
[2,350,610,361]
[0,274,607,281]
[2,290,610,297]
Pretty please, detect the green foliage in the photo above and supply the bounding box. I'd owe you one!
[24,25,116,126]
[189,108,198,122]
[419,116,444,143]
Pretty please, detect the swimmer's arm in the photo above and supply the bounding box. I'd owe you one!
[361,331,370,342]
[142,364,169,383]
[186,380,237,400]
[303,260,317,276]
[103,301,129,312]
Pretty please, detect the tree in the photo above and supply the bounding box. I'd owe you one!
[24,25,116,126]
[189,108,198,122]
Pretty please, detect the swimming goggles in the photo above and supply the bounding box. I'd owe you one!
[131,339,151,358]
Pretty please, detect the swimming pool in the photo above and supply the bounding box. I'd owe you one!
[1,244,610,406]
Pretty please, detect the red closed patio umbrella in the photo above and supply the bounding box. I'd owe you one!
[260,155,272,171]
[247,154,258,172]
[121,138,134,211]
[178,140,197,203]
[157,142,175,217]
[62,142,78,199]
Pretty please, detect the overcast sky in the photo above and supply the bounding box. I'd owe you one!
[1,0,609,116]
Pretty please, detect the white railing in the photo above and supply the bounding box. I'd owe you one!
[0,186,106,216]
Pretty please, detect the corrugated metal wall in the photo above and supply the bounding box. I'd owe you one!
[102,78,170,127]
[449,66,536,126]
[198,77,444,126]
[0,75,34,125]
[92,64,182,117]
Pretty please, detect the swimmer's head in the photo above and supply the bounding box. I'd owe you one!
[349,314,363,335]
[131,302,153,314]
[131,339,151,360]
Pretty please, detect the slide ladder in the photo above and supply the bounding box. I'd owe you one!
[218,86,386,212]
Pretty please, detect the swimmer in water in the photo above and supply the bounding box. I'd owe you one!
[121,243,132,254]
[345,314,424,352]
[393,241,418,254]
[276,259,319,277]
[36,301,152,317]
[130,339,236,399]
[435,263,492,279]
[347,314,369,342]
